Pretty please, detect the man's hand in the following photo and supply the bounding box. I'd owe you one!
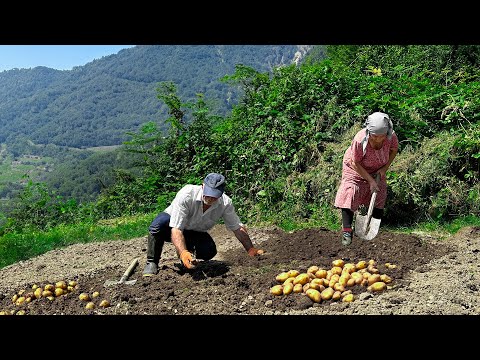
[247,247,264,257]
[180,250,197,269]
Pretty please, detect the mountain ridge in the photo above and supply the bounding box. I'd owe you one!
[0,45,315,148]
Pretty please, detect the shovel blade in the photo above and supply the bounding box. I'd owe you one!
[103,279,120,287]
[355,215,381,241]
[103,279,137,288]
[354,213,369,239]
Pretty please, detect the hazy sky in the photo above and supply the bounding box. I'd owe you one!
[0,45,135,72]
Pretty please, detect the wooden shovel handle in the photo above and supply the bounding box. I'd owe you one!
[119,258,139,282]
[365,173,380,228]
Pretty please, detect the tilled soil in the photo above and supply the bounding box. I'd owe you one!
[1,225,479,315]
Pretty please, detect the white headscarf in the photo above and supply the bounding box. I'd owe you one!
[361,112,394,155]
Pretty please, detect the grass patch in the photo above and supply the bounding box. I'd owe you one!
[0,212,155,269]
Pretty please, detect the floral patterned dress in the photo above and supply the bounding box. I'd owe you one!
[334,128,398,211]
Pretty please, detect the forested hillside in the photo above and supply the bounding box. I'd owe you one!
[2,45,479,240]
[0,45,310,148]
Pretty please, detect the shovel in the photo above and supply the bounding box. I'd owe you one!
[355,173,381,241]
[104,257,139,287]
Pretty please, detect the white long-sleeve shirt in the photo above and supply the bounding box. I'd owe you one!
[164,185,242,232]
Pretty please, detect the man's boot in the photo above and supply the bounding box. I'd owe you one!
[143,233,163,276]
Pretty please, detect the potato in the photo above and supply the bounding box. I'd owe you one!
[362,272,371,279]
[306,289,322,303]
[380,274,393,284]
[99,300,110,308]
[321,287,334,300]
[343,263,356,273]
[55,281,67,290]
[361,279,369,287]
[293,273,310,285]
[307,265,319,274]
[347,278,356,287]
[92,291,100,298]
[368,259,376,266]
[32,284,39,290]
[79,293,91,301]
[309,282,321,291]
[303,283,311,293]
[18,289,26,296]
[283,283,294,295]
[368,282,387,292]
[350,272,362,281]
[315,269,328,279]
[328,274,340,288]
[331,266,343,276]
[25,297,32,303]
[293,284,303,293]
[85,302,95,310]
[323,278,330,287]
[367,274,381,286]
[42,290,53,297]
[310,278,323,286]
[44,284,55,292]
[16,310,26,315]
[338,276,348,287]
[12,294,18,303]
[46,296,55,301]
[270,285,284,296]
[351,271,361,278]
[276,272,290,283]
[15,297,25,306]
[283,277,295,286]
[332,259,345,268]
[287,270,300,278]
[326,270,332,281]
[54,288,63,297]
[34,288,43,299]
[342,294,355,302]
[68,280,77,287]
[355,260,367,270]
[341,290,352,298]
[333,283,345,292]
[367,264,379,274]
[332,291,342,301]
[67,286,75,292]
[340,271,351,280]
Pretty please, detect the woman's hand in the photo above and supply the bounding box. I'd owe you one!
[369,178,380,193]
[377,168,387,181]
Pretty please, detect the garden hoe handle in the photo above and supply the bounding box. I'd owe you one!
[119,258,139,283]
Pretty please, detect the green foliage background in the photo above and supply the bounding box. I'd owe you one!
[1,45,479,267]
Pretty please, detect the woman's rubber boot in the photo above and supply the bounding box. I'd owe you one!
[341,228,353,246]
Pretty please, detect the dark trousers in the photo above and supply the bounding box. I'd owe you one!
[147,212,217,263]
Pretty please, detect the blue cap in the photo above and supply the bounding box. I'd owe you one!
[203,173,225,198]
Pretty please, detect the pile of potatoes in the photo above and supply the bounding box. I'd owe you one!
[0,280,110,315]
[270,259,394,304]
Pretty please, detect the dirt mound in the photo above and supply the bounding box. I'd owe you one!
[1,225,479,315]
